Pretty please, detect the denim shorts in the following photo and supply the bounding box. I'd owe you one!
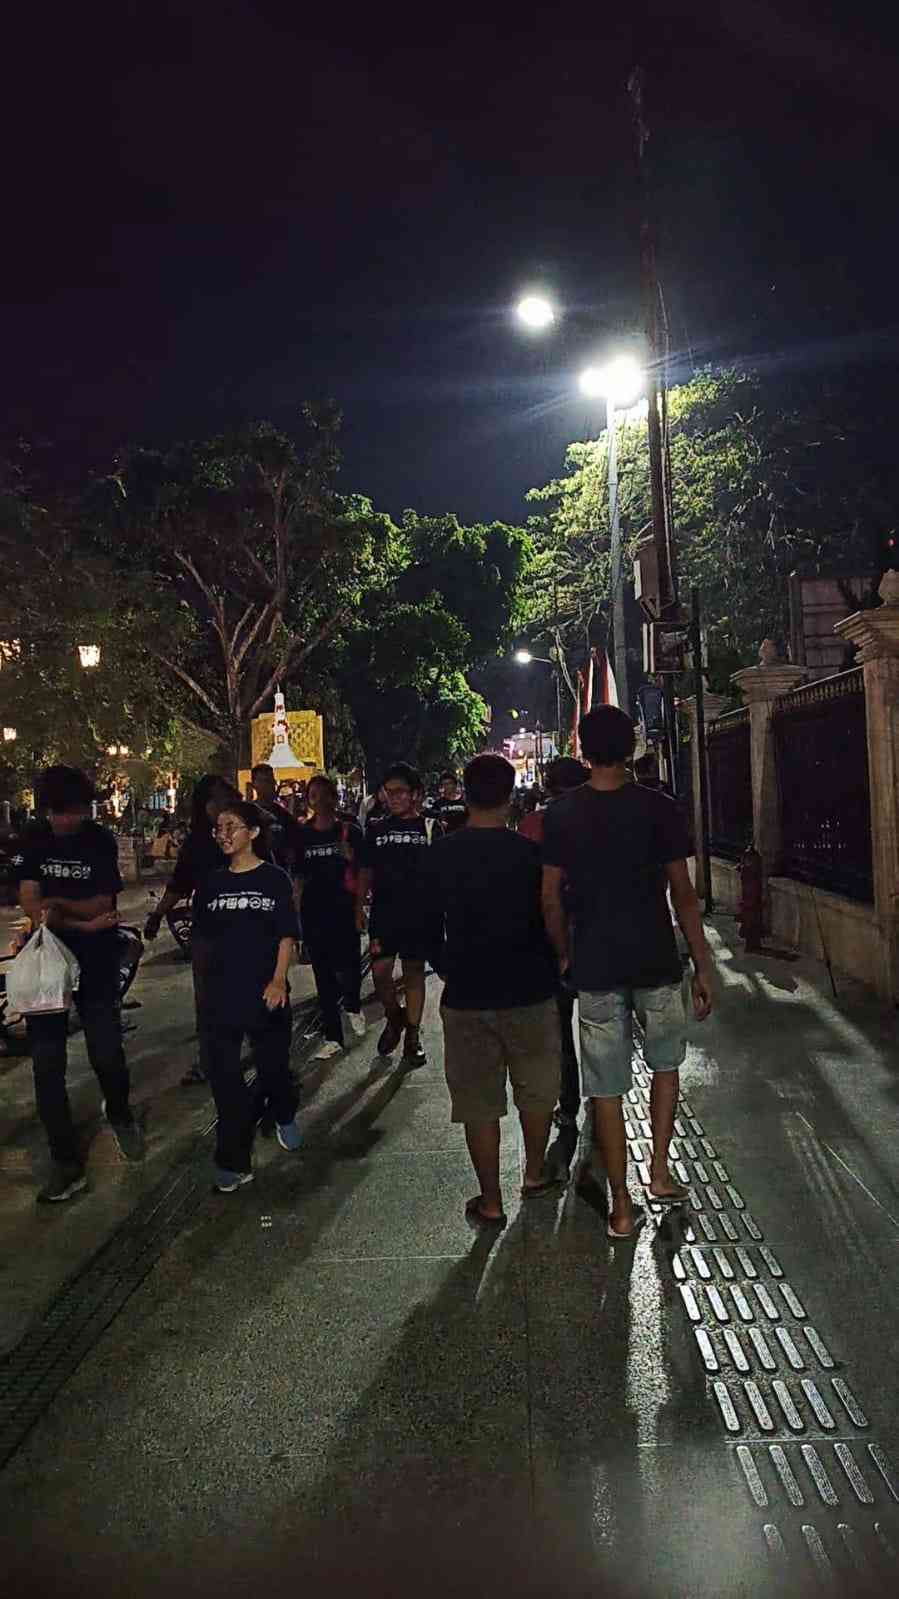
[578,981,687,1099]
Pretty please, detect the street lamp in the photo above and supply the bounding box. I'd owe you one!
[578,355,645,715]
[2,727,16,743]
[516,293,555,331]
[513,649,560,759]
[77,644,101,669]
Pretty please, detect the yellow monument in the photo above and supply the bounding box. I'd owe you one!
[238,690,325,796]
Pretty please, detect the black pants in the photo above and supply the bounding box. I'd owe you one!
[208,1007,297,1173]
[191,933,214,1077]
[556,983,581,1119]
[26,981,131,1168]
[304,913,362,1044]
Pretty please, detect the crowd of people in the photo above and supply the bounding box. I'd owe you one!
[7,706,713,1231]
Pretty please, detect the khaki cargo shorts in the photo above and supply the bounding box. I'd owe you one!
[441,999,561,1123]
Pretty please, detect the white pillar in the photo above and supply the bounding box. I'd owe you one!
[731,640,806,888]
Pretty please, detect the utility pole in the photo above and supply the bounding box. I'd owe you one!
[607,398,630,715]
[690,585,713,912]
[629,64,680,794]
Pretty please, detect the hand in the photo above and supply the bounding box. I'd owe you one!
[691,967,713,1021]
[144,912,162,941]
[263,976,288,1011]
[369,935,382,958]
[85,910,120,934]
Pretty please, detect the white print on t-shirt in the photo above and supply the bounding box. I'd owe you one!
[375,832,428,848]
[207,893,276,913]
[305,844,341,859]
[43,860,93,880]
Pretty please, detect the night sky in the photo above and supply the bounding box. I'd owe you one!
[4,2,898,527]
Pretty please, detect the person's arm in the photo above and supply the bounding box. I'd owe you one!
[263,937,295,1010]
[541,865,570,975]
[666,859,713,1020]
[145,884,183,937]
[355,867,372,933]
[19,880,117,935]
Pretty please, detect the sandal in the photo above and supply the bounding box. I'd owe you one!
[521,1174,565,1199]
[648,1181,690,1205]
[607,1208,646,1241]
[465,1195,507,1229]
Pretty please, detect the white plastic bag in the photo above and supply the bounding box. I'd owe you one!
[5,925,81,1017]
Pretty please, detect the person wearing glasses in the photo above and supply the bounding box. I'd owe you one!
[194,801,301,1192]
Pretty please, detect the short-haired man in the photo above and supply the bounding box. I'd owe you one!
[542,708,713,1240]
[250,763,302,874]
[428,753,562,1226]
[433,769,468,834]
[357,762,440,1066]
[13,765,145,1202]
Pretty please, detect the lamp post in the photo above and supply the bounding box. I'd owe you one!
[513,649,561,759]
[578,357,644,717]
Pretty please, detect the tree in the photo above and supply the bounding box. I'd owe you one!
[526,367,895,688]
[336,512,532,778]
[87,412,399,771]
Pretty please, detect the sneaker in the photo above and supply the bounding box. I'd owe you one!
[402,1027,426,1068]
[313,1039,343,1062]
[37,1164,88,1204]
[213,1167,254,1193]
[102,1105,146,1161]
[276,1119,302,1153]
[346,1010,367,1038]
[377,1010,406,1056]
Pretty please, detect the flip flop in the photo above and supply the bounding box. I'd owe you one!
[521,1174,566,1199]
[465,1196,507,1229]
[648,1182,690,1206]
[607,1208,646,1241]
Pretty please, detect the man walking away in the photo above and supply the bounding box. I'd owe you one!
[357,764,439,1067]
[428,753,562,1228]
[296,775,366,1060]
[519,756,589,1138]
[15,765,145,1202]
[542,708,713,1240]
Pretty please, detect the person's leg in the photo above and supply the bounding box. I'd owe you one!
[636,984,689,1201]
[463,1120,503,1218]
[78,996,132,1126]
[307,930,343,1044]
[372,953,405,1053]
[184,936,212,1085]
[207,1025,255,1174]
[444,1007,507,1220]
[555,983,580,1123]
[503,1001,562,1192]
[400,957,426,1062]
[337,926,363,1014]
[251,1008,299,1130]
[577,990,636,1228]
[25,1012,81,1169]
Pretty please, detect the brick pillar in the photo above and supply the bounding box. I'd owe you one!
[835,570,899,1003]
[731,641,806,888]
[681,691,730,901]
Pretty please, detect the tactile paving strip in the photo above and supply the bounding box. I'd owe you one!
[0,990,331,1471]
[627,1057,899,1582]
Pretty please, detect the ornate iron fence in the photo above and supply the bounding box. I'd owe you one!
[707,708,753,861]
[773,667,873,902]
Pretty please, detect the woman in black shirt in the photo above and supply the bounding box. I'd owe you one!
[296,776,366,1061]
[194,802,301,1192]
[144,774,237,1085]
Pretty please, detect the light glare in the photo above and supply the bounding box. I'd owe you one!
[516,295,555,330]
[514,649,533,664]
[579,355,644,408]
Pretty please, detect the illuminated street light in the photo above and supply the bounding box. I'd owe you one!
[2,727,16,743]
[578,354,644,408]
[514,649,533,664]
[77,643,101,669]
[516,294,555,331]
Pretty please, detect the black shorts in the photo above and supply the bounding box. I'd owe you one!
[369,914,431,964]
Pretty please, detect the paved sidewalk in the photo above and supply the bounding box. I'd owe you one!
[1,913,898,1597]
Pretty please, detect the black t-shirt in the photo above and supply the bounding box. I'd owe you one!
[193,862,299,1026]
[542,783,689,992]
[170,829,226,902]
[15,821,123,972]
[426,828,556,1010]
[361,815,439,929]
[258,800,302,874]
[435,795,468,834]
[295,819,363,922]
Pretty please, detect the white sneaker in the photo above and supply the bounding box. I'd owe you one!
[347,1011,367,1038]
[313,1039,343,1061]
